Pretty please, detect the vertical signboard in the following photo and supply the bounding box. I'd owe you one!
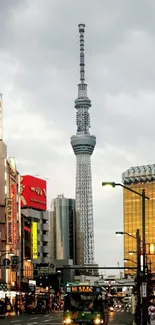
[31,222,38,259]
[6,198,14,245]
[11,184,17,246]
[0,94,3,140]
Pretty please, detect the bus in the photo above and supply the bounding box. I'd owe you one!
[63,284,108,324]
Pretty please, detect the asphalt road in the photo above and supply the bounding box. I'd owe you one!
[1,311,135,325]
[108,310,135,324]
[1,311,63,325]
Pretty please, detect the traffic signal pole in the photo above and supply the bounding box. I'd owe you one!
[136,229,141,325]
[142,189,148,325]
[15,271,18,315]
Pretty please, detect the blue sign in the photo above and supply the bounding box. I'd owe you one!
[3,258,10,266]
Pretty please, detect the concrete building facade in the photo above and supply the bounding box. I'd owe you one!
[21,208,50,266]
[0,155,22,288]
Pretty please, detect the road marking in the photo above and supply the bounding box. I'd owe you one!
[11,321,22,323]
[30,317,39,320]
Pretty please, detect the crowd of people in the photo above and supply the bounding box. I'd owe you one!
[148,300,155,325]
[0,292,63,316]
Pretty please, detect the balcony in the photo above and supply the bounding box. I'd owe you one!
[42,213,49,221]
[42,235,49,242]
[42,223,49,231]
[42,246,49,254]
[42,256,50,264]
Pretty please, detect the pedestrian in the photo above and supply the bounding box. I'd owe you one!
[148,300,155,325]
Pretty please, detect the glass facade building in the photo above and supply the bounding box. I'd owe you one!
[51,195,76,264]
[122,164,155,276]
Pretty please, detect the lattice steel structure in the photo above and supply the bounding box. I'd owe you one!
[71,24,96,264]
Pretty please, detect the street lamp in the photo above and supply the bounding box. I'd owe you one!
[129,251,136,255]
[115,231,137,240]
[103,180,150,324]
[102,181,150,277]
[124,258,137,265]
[0,250,15,259]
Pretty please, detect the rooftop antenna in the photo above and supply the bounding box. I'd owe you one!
[78,24,88,98]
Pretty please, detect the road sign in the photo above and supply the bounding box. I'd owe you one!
[141,282,147,297]
[49,263,55,269]
[3,258,10,267]
[38,266,56,275]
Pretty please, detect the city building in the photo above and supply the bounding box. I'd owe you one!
[70,24,96,264]
[50,194,76,264]
[0,157,21,290]
[122,164,155,276]
[0,95,22,296]
[20,175,49,281]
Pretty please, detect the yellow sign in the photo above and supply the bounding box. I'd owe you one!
[6,198,14,245]
[32,222,38,259]
[78,286,93,293]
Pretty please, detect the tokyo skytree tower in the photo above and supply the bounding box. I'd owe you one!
[71,24,96,264]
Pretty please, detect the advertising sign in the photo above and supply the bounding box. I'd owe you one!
[0,94,3,141]
[32,222,38,259]
[21,175,47,211]
[6,198,14,245]
[11,183,17,246]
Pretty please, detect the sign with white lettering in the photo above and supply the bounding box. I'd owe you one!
[11,183,17,246]
[6,198,14,245]
[20,175,47,211]
[142,282,147,297]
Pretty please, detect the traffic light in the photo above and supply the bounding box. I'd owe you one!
[36,275,49,287]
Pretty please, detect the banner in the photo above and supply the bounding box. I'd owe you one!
[32,222,38,259]
[11,184,17,246]
[6,198,14,245]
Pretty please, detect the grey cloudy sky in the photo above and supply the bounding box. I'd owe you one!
[1,0,155,273]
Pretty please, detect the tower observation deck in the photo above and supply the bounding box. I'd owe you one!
[71,24,96,264]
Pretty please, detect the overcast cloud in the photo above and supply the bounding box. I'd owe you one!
[1,0,155,274]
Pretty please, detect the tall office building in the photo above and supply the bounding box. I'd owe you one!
[50,195,76,264]
[71,24,96,264]
[122,164,155,275]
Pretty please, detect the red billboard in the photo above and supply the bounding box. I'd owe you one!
[21,175,47,211]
